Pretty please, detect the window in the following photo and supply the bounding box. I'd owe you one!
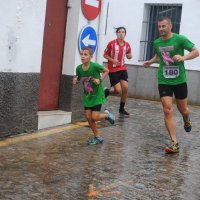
[139,4,182,61]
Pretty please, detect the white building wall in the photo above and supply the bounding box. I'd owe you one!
[99,0,200,70]
[62,0,109,76]
[0,0,47,73]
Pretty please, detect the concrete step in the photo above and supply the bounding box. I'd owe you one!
[37,110,72,130]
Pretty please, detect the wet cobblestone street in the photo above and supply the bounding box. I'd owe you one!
[0,97,200,200]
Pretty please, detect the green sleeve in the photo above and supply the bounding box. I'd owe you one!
[94,63,105,73]
[179,35,194,51]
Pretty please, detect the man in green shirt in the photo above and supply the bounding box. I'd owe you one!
[143,16,199,153]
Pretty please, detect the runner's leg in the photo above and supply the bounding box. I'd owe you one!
[174,83,191,132]
[106,72,121,96]
[160,96,177,143]
[119,80,129,115]
[120,80,128,103]
[110,82,121,95]
[176,98,192,132]
[85,110,99,137]
[92,111,108,122]
[176,98,189,116]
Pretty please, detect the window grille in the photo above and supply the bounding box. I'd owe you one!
[139,4,182,61]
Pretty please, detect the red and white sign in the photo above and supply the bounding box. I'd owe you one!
[81,0,102,20]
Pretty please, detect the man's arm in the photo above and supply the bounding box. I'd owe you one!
[173,47,199,62]
[143,54,159,68]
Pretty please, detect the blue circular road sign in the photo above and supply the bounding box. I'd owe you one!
[79,25,98,53]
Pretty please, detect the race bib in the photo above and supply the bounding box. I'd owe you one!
[163,66,179,78]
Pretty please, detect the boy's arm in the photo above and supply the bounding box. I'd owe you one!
[126,44,132,59]
[104,53,120,66]
[104,43,120,66]
[100,67,109,81]
[93,67,109,85]
[73,67,81,84]
[126,53,132,59]
[72,74,81,84]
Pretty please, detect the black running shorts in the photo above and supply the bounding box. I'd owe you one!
[84,104,102,111]
[158,82,188,99]
[109,70,128,87]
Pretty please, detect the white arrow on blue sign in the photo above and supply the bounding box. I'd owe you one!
[79,25,98,53]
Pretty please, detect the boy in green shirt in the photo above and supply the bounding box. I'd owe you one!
[143,17,199,153]
[73,47,115,145]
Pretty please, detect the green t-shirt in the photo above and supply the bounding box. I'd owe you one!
[76,62,106,107]
[154,33,194,85]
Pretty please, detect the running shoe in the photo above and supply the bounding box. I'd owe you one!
[87,137,96,145]
[119,109,130,115]
[104,109,115,125]
[95,136,104,144]
[87,137,104,145]
[104,87,110,98]
[164,141,179,154]
[183,116,192,132]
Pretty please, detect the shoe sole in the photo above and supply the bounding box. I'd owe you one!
[119,113,130,116]
[119,112,130,116]
[184,126,192,132]
[110,118,115,125]
[87,143,103,145]
[164,147,179,154]
[109,119,115,125]
[106,112,115,125]
[106,115,115,124]
[87,141,104,145]
[119,113,130,118]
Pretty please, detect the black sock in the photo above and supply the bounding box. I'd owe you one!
[183,115,190,122]
[119,102,125,111]
[104,89,110,98]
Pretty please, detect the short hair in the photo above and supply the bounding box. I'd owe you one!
[158,16,172,24]
[81,47,93,56]
[115,26,126,35]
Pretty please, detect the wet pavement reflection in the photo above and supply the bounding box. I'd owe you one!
[0,97,200,200]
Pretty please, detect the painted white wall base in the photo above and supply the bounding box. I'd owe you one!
[37,110,72,130]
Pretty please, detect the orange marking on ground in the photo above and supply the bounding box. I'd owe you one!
[87,184,99,197]
[87,179,133,197]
